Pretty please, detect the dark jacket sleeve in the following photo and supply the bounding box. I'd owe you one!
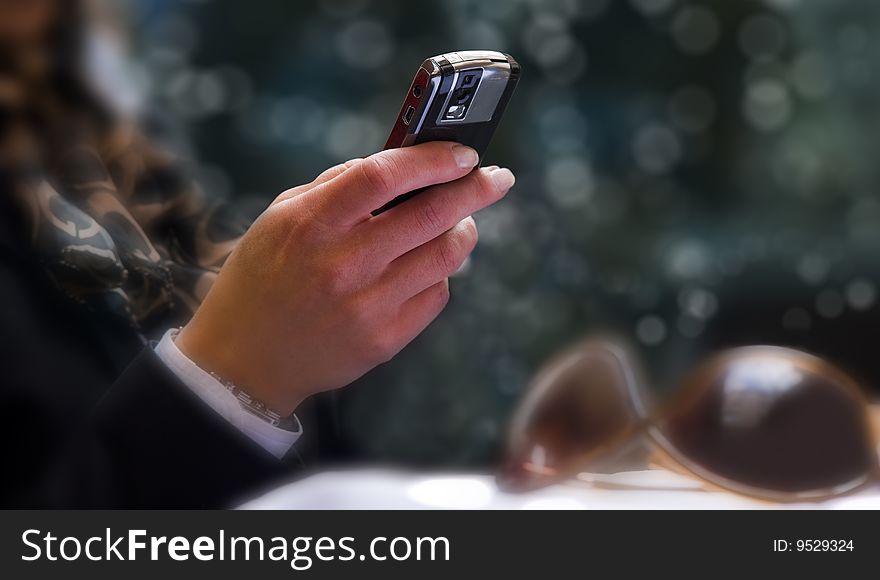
[55,348,297,509]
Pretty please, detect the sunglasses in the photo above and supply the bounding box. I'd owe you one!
[497,338,880,502]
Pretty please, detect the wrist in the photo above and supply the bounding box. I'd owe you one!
[176,320,303,417]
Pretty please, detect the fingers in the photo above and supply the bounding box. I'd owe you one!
[317,158,362,184]
[392,278,451,352]
[378,217,477,303]
[362,165,513,262]
[304,141,479,226]
[272,158,361,205]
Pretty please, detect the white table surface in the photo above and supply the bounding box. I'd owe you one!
[238,468,880,510]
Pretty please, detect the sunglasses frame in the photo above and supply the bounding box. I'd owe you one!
[501,338,880,503]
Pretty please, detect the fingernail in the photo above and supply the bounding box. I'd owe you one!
[490,167,515,192]
[452,145,479,169]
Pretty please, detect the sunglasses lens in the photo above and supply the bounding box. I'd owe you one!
[659,348,876,498]
[498,342,643,491]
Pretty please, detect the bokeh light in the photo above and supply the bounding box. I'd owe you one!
[120,0,880,467]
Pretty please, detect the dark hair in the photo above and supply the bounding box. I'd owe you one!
[49,0,115,128]
[0,0,115,177]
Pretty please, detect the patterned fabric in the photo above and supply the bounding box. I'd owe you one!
[0,53,246,334]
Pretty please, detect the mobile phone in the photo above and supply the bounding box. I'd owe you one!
[374,50,520,214]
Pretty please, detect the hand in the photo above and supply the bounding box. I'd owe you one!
[176,142,515,415]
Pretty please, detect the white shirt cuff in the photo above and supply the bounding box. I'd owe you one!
[153,329,301,459]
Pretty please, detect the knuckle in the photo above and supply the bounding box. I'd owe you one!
[344,298,373,333]
[434,235,461,274]
[272,188,297,205]
[317,258,351,296]
[264,197,319,238]
[254,204,301,250]
[318,163,346,181]
[366,332,398,364]
[416,199,446,238]
[434,221,477,274]
[360,154,397,195]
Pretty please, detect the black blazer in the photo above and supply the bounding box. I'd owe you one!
[59,349,297,508]
[0,203,340,508]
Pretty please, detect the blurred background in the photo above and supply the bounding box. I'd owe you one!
[105,0,880,466]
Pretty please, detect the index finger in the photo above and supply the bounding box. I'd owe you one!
[303,141,479,226]
[271,158,362,206]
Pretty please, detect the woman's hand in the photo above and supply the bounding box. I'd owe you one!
[176,142,514,415]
